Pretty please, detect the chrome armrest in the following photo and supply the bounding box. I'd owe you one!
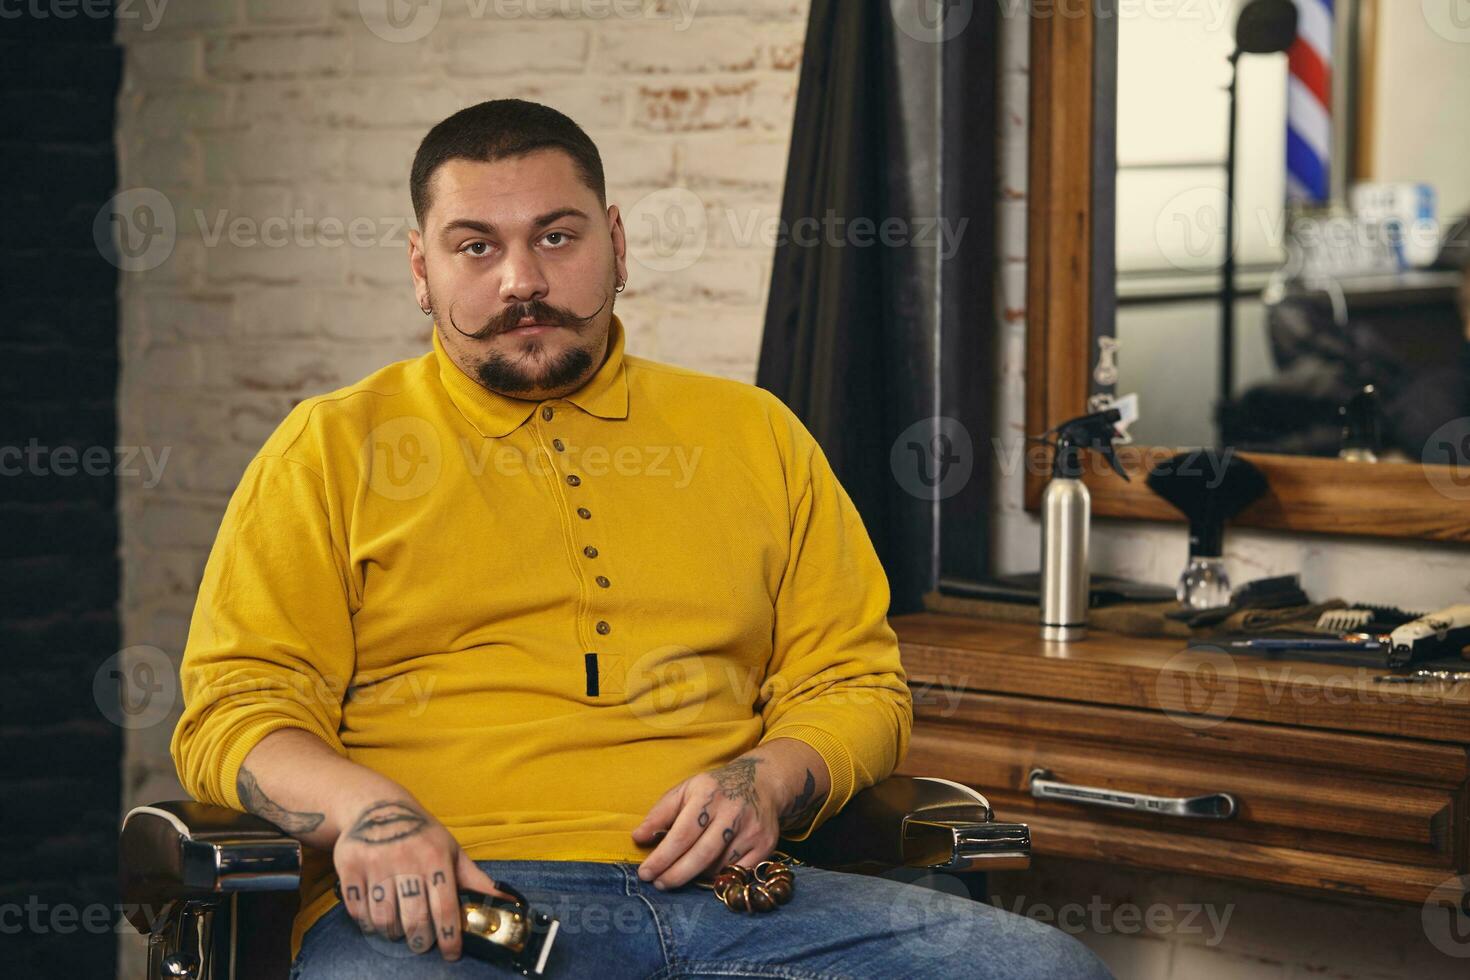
[119,801,301,934]
[782,775,1031,873]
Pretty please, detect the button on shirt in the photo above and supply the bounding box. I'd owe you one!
[169,313,913,959]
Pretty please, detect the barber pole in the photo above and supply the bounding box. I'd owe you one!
[1286,0,1333,205]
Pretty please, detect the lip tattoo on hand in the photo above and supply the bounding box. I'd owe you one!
[347,801,428,844]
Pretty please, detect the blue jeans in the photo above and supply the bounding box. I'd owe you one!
[288,859,1112,979]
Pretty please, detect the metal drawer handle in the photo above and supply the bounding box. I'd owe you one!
[1028,769,1237,819]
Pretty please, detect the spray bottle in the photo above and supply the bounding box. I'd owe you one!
[1035,396,1138,641]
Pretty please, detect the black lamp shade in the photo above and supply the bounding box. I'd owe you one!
[1236,0,1299,55]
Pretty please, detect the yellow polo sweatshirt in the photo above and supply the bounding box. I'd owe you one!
[170,313,913,959]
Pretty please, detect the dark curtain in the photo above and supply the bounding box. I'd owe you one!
[757,1,996,614]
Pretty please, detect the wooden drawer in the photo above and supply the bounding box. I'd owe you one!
[898,690,1470,905]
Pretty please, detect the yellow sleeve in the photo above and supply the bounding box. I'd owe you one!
[170,452,356,812]
[756,410,914,840]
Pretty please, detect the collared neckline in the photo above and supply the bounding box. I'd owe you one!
[432,313,630,439]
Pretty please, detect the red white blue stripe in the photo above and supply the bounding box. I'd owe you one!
[1286,0,1333,205]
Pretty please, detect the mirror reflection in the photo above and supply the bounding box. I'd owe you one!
[1108,0,1470,462]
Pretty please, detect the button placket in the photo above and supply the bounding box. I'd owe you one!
[542,402,615,697]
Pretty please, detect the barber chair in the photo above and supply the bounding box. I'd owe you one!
[120,775,1030,979]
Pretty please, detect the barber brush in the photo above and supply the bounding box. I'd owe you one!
[1145,450,1269,610]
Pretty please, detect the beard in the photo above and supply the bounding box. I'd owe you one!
[433,285,616,395]
[476,339,595,394]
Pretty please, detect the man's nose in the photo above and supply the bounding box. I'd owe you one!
[499,244,549,305]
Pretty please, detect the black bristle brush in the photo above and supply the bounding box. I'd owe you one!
[1145,450,1269,560]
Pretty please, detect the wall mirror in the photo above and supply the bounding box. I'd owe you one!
[1025,0,1470,543]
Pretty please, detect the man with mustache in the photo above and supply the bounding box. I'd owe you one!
[172,99,1109,979]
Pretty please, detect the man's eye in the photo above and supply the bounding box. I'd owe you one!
[462,242,490,256]
[543,232,571,247]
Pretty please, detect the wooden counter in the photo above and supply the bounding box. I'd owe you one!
[893,613,1470,906]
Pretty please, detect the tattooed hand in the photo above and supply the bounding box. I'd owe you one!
[631,739,830,890]
[332,794,516,960]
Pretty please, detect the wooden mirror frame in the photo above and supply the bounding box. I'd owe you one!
[1022,5,1470,544]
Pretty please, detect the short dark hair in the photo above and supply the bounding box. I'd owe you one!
[409,99,606,229]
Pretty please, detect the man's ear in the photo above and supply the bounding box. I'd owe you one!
[608,204,628,288]
[408,227,430,309]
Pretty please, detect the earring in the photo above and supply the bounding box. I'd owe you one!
[420,304,432,315]
[615,280,626,293]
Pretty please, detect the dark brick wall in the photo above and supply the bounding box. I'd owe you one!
[1,6,124,977]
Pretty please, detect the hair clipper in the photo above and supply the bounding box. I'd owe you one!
[1387,604,1470,668]
[332,878,561,975]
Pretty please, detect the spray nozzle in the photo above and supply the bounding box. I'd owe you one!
[1035,394,1138,481]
